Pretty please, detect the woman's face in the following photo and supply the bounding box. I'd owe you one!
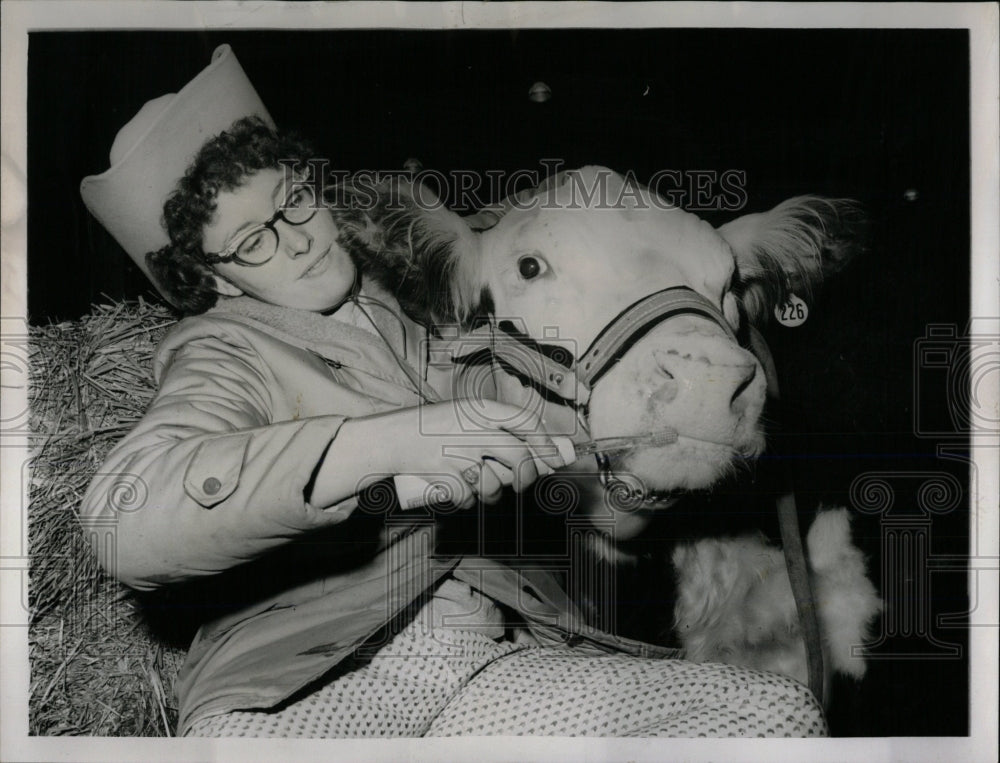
[201,168,357,311]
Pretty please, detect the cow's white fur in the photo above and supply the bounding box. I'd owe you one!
[673,508,881,687]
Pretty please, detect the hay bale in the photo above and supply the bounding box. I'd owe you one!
[28,299,185,736]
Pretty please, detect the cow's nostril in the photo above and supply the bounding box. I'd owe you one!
[730,364,758,412]
[651,376,679,405]
[653,349,676,380]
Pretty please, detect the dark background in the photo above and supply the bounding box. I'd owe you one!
[28,29,971,737]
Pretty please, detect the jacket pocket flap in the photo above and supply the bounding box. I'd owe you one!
[183,433,252,508]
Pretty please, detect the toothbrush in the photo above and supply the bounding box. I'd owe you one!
[392,430,677,510]
[552,430,678,464]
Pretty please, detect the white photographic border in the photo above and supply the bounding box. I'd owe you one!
[2,2,997,761]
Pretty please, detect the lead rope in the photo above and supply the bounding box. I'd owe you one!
[749,327,825,704]
[777,483,825,703]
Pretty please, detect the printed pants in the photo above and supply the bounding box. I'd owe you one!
[186,614,827,737]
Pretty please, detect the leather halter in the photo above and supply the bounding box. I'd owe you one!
[579,286,738,391]
[456,286,737,411]
[453,286,744,507]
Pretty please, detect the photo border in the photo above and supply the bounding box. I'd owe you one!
[2,2,997,761]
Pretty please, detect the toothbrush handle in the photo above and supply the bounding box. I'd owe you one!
[393,439,577,510]
[551,435,578,465]
[392,474,448,510]
[391,462,516,511]
[392,468,512,510]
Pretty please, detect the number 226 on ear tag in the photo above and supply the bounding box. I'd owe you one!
[774,294,809,327]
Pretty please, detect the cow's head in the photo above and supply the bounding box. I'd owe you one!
[367,167,861,493]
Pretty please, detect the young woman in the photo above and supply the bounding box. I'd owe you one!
[79,45,827,737]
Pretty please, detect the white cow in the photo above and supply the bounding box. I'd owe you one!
[357,166,882,698]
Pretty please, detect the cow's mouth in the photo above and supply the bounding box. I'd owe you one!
[599,430,765,495]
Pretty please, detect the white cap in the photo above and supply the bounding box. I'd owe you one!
[79,45,274,301]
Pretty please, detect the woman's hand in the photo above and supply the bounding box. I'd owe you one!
[311,400,566,510]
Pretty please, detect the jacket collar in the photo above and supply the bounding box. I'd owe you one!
[175,278,446,399]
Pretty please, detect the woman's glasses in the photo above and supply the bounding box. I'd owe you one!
[203,185,319,267]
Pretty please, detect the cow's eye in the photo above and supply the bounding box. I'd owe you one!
[517,254,548,280]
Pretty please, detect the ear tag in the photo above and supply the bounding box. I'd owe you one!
[774,294,809,327]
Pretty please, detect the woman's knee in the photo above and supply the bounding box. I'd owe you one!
[738,668,827,736]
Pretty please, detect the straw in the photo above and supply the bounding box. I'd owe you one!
[28,299,185,736]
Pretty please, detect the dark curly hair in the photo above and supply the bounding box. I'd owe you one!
[146,115,468,323]
[146,116,321,314]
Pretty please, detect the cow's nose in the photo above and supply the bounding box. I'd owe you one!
[648,350,681,407]
[729,362,758,415]
[652,348,759,413]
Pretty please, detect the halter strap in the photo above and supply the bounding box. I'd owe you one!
[450,321,588,405]
[450,286,736,408]
[577,286,738,390]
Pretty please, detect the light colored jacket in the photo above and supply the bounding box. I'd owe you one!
[80,284,676,734]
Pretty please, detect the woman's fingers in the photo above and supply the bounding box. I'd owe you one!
[445,472,476,509]
[486,401,565,463]
[515,431,565,472]
[479,450,539,493]
[498,411,567,479]
[457,454,527,501]
[413,400,571,497]
[475,463,505,504]
[460,461,504,498]
[455,490,478,511]
[477,433,565,492]
[460,464,481,486]
[378,401,568,507]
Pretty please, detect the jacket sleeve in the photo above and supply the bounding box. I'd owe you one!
[80,330,355,591]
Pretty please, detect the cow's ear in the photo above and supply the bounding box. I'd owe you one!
[337,179,485,327]
[717,196,864,325]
